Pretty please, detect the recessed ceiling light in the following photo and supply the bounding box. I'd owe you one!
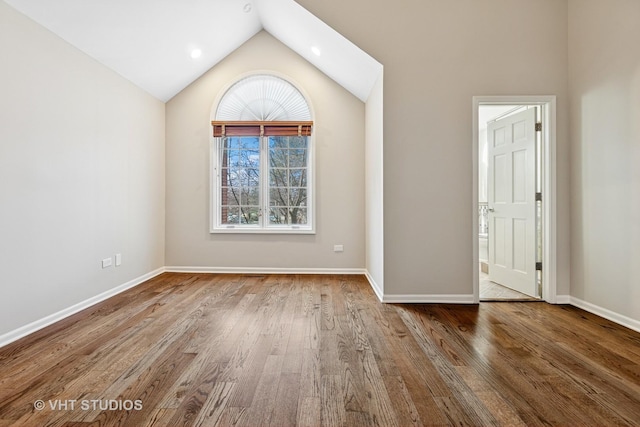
[190,49,202,59]
[243,3,252,13]
[311,46,321,56]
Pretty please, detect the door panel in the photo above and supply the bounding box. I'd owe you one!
[513,149,527,203]
[513,218,527,272]
[488,108,538,297]
[494,154,507,203]
[494,217,507,267]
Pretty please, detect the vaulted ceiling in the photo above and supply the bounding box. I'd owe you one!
[4,0,382,102]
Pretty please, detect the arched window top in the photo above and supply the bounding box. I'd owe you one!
[215,74,311,122]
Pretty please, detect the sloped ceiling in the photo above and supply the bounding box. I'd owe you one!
[3,0,382,102]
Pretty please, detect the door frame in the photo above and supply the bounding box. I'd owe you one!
[472,96,558,303]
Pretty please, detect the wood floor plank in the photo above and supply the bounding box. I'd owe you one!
[320,375,346,427]
[162,361,227,426]
[296,396,320,427]
[190,382,236,427]
[1,273,640,426]
[381,375,422,427]
[298,349,321,399]
[232,354,283,426]
[268,373,300,426]
[215,406,246,427]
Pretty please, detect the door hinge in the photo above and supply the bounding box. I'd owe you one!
[536,262,543,271]
[535,192,542,202]
[535,122,542,132]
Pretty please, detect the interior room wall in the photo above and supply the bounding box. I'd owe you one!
[365,71,384,295]
[165,31,366,270]
[0,2,166,338]
[297,0,571,298]
[568,0,640,323]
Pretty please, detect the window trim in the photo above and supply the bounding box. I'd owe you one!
[210,134,315,234]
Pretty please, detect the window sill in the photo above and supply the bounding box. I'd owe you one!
[211,226,315,235]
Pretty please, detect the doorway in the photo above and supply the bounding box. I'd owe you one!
[472,96,558,303]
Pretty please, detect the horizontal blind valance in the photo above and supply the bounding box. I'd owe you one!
[211,121,313,137]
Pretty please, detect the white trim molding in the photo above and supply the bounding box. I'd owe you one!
[472,96,558,304]
[165,266,367,275]
[0,267,166,349]
[382,294,475,304]
[365,271,384,302]
[570,297,640,334]
[555,295,572,304]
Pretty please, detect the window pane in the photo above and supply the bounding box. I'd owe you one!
[221,168,232,185]
[221,188,239,206]
[268,148,288,168]
[289,169,307,187]
[222,207,240,224]
[222,168,259,187]
[289,149,307,167]
[269,207,289,225]
[269,137,289,149]
[269,188,288,206]
[291,208,307,225]
[270,169,288,187]
[289,188,307,207]
[223,150,260,169]
[245,169,260,187]
[268,207,308,225]
[241,187,260,205]
[225,136,260,150]
[289,136,307,149]
[224,138,241,150]
[219,136,261,227]
[266,136,310,228]
[239,207,260,225]
[223,187,242,206]
[241,137,260,150]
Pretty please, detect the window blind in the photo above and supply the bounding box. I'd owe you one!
[211,121,313,137]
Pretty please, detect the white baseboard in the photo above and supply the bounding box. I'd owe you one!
[554,295,571,304]
[569,297,640,333]
[382,294,476,304]
[364,271,383,302]
[0,267,166,349]
[164,266,367,275]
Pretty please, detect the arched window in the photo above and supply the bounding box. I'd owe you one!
[211,74,314,233]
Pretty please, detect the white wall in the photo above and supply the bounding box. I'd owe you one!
[568,0,640,322]
[0,2,166,338]
[298,0,571,298]
[165,31,365,270]
[365,71,384,295]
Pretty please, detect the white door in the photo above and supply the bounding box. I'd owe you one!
[487,108,538,297]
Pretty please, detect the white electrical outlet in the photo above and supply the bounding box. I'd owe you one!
[333,245,344,252]
[115,253,122,267]
[102,257,112,268]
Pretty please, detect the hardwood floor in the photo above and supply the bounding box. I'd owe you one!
[1,273,639,426]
